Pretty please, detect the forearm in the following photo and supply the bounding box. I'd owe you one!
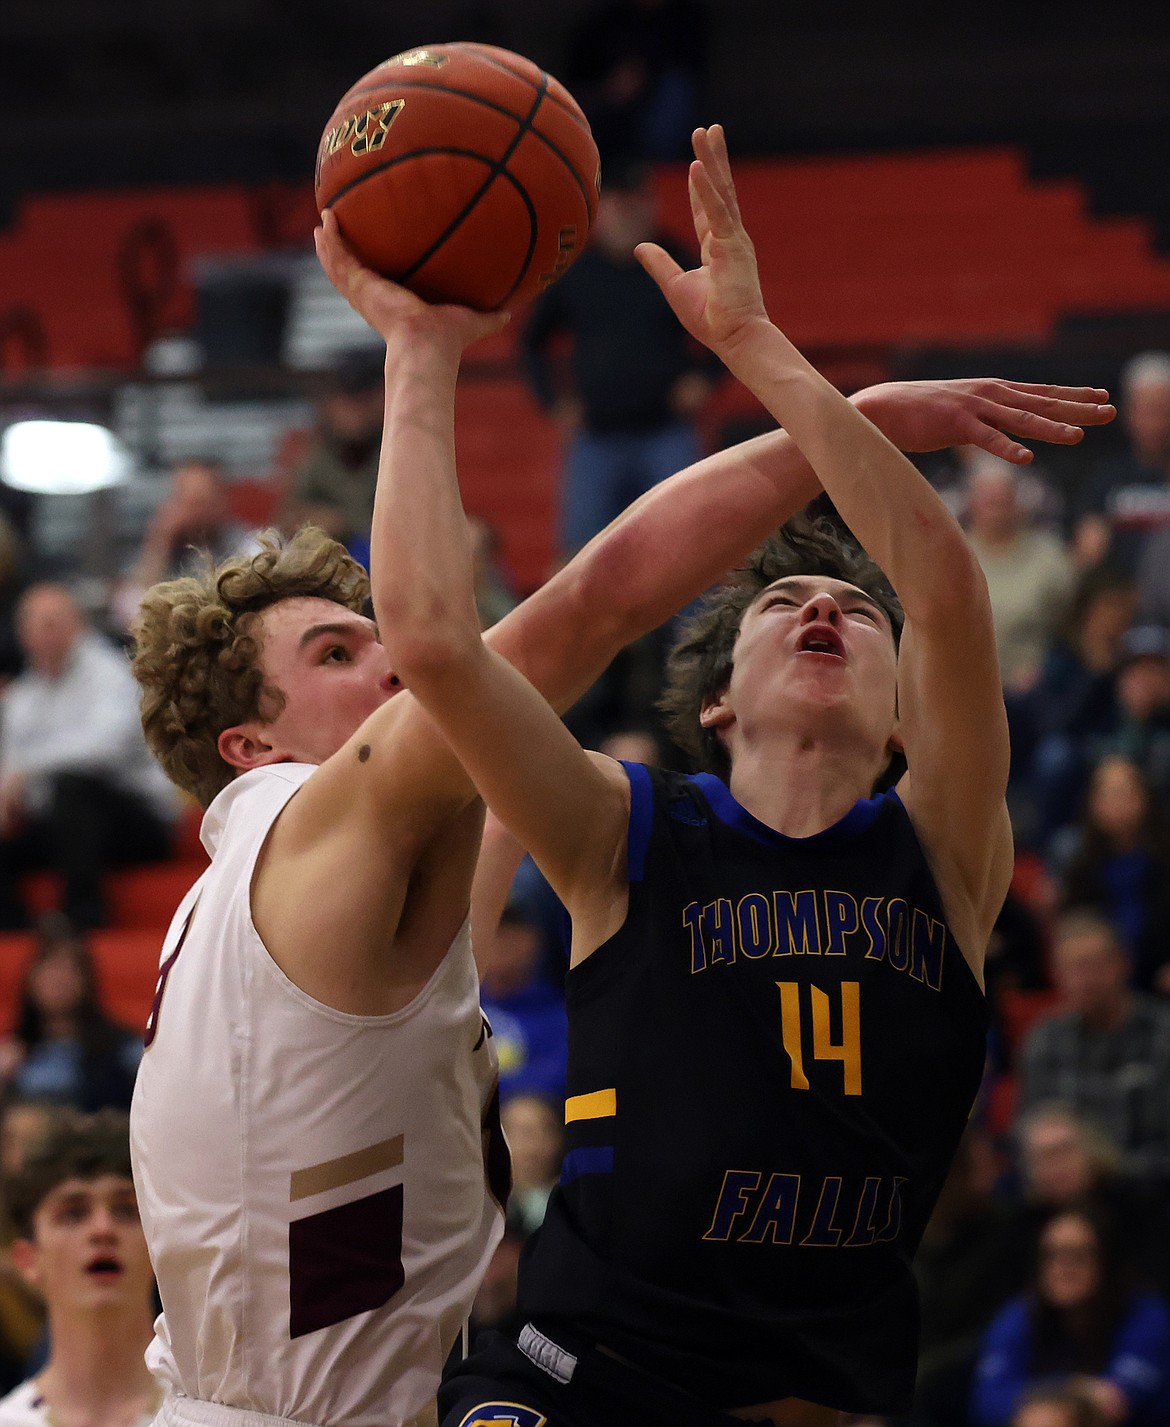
[369,337,481,665]
[720,320,983,622]
[570,424,820,633]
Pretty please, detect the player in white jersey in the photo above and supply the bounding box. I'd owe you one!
[0,1111,159,1427]
[128,199,1112,1427]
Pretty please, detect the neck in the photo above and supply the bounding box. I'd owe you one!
[725,732,882,837]
[39,1304,157,1427]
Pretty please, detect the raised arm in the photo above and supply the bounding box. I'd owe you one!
[636,126,1115,965]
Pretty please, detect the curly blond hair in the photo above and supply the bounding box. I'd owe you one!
[131,527,369,807]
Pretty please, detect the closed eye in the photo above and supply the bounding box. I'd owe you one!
[761,594,799,611]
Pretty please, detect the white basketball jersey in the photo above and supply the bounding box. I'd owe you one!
[0,1381,157,1427]
[130,764,505,1427]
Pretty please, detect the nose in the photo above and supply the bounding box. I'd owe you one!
[87,1206,119,1239]
[800,594,842,626]
[378,665,401,694]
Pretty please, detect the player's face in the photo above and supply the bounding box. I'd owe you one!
[710,575,900,766]
[17,1175,153,1315]
[253,597,402,764]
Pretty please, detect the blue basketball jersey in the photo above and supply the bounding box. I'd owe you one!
[517,763,988,1414]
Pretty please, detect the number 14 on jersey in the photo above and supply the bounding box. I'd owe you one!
[778,981,862,1096]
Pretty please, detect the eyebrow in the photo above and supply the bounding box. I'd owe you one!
[297,619,375,650]
[762,577,886,617]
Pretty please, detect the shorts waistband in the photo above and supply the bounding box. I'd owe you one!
[157,1395,438,1427]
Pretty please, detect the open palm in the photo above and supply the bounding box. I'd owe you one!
[636,126,768,353]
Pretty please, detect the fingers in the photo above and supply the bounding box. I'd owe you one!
[314,209,366,301]
[968,422,1035,465]
[689,159,738,241]
[981,380,1116,425]
[992,380,1111,402]
[635,241,684,293]
[692,125,742,224]
[688,170,711,249]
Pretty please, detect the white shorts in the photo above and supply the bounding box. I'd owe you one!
[154,1395,438,1427]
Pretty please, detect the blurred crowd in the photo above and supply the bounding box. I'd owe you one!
[0,307,1169,1427]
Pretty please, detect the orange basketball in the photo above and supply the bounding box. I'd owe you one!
[314,42,600,311]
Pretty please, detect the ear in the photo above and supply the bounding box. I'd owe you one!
[217,724,283,775]
[698,688,735,732]
[9,1237,39,1290]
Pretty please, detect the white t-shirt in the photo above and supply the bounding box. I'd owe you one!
[0,1380,156,1427]
[131,765,504,1427]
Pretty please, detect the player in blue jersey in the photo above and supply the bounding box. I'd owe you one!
[315,125,1115,1427]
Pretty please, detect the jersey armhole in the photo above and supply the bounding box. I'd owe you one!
[619,760,654,885]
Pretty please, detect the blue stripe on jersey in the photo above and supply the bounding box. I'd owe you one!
[560,1146,615,1183]
[692,773,891,849]
[621,761,655,883]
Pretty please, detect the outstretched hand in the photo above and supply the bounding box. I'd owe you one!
[635,125,768,355]
[855,378,1116,465]
[314,210,508,352]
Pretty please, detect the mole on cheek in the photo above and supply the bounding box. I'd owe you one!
[358,744,371,763]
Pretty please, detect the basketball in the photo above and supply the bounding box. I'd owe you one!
[314,42,600,312]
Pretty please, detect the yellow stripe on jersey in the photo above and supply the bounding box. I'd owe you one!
[564,1088,616,1124]
[290,1134,404,1201]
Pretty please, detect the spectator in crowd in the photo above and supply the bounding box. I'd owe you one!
[112,458,259,631]
[1026,567,1136,840]
[1030,569,1136,748]
[280,345,384,555]
[1075,352,1170,572]
[0,583,178,930]
[0,918,141,1113]
[962,455,1075,694]
[521,157,718,557]
[0,511,25,683]
[478,901,567,1103]
[0,1100,52,1180]
[1010,1384,1109,1427]
[0,1110,159,1427]
[1017,911,1170,1190]
[1032,623,1170,852]
[970,1206,1170,1427]
[912,1126,1034,1427]
[1013,1104,1170,1296]
[1057,754,1170,994]
[468,513,518,629]
[500,1092,563,1237]
[0,1100,50,1397]
[563,0,709,161]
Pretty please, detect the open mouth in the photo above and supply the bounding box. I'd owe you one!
[85,1256,123,1279]
[796,625,845,658]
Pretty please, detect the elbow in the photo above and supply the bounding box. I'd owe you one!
[376,589,480,685]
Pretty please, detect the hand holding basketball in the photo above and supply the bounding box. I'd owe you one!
[314,210,508,352]
[636,125,769,356]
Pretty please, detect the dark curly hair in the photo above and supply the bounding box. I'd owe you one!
[6,1108,133,1239]
[131,526,369,806]
[658,515,903,781]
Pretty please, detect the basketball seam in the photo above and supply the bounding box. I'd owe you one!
[393,74,548,300]
[319,78,597,219]
[324,148,538,307]
[445,43,593,134]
